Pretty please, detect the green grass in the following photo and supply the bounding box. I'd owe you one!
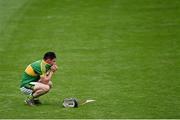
[0,0,180,118]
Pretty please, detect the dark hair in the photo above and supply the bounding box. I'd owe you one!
[43,52,56,60]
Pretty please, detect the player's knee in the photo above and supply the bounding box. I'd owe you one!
[42,85,50,92]
[48,81,53,88]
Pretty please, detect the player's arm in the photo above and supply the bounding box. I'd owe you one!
[39,64,58,84]
[43,71,54,80]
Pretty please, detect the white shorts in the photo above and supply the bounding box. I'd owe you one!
[20,82,37,95]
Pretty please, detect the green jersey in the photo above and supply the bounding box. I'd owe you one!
[20,60,51,87]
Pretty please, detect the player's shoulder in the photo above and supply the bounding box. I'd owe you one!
[31,60,42,67]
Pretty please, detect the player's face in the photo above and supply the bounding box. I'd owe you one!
[46,58,56,65]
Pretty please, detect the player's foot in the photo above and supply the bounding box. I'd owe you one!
[24,98,35,106]
[33,99,42,105]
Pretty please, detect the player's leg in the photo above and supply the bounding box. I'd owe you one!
[32,82,50,98]
[32,81,53,97]
[22,82,51,106]
[32,82,51,105]
[21,81,53,106]
[20,83,36,106]
[33,81,53,104]
[48,81,53,88]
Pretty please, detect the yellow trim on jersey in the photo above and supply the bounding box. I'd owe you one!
[40,60,50,78]
[25,65,37,76]
[42,60,49,65]
[40,74,45,78]
[41,60,46,75]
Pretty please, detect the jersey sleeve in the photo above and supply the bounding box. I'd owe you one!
[25,65,38,76]
[40,61,47,78]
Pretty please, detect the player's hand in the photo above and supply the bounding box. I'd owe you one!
[51,64,58,72]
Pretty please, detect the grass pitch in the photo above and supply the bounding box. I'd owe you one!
[0,0,180,119]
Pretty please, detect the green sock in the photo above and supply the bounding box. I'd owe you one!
[33,97,39,100]
[27,94,34,100]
